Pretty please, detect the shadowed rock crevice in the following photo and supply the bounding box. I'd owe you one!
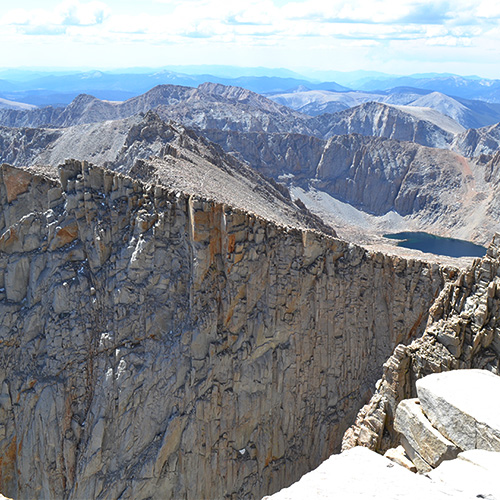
[0,161,451,499]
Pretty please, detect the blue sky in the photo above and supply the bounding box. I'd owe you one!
[2,0,500,77]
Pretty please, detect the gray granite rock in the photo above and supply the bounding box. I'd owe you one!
[416,369,500,451]
[0,161,447,499]
[394,398,459,468]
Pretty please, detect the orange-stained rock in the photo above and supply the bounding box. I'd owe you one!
[2,166,32,203]
[50,222,79,250]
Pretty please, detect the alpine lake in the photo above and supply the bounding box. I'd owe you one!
[384,231,487,258]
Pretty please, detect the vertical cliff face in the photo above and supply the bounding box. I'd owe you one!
[343,235,500,454]
[0,162,450,499]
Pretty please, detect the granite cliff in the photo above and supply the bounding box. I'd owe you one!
[3,112,500,245]
[0,160,449,499]
[343,234,500,453]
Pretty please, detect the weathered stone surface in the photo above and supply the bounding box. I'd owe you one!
[429,449,500,499]
[384,445,417,472]
[416,369,500,452]
[263,446,470,500]
[394,398,459,467]
[399,434,433,473]
[343,234,500,454]
[0,161,447,499]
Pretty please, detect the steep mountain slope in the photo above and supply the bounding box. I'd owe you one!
[309,102,463,149]
[453,123,500,157]
[205,129,500,245]
[0,83,312,134]
[0,113,330,236]
[3,111,500,245]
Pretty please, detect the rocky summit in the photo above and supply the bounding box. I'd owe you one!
[0,80,500,499]
[0,160,450,499]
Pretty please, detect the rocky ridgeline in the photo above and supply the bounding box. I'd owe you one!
[266,369,500,499]
[342,233,500,452]
[0,161,449,499]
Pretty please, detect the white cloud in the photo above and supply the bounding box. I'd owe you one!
[57,0,110,26]
[1,0,110,35]
[1,0,500,76]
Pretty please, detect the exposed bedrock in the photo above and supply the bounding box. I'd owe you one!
[343,234,500,453]
[0,161,450,499]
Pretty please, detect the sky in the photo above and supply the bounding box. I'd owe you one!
[1,0,500,78]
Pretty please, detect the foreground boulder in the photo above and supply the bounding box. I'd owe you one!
[429,449,500,499]
[416,369,500,452]
[394,398,459,469]
[263,446,472,499]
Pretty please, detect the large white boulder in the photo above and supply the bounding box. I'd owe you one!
[429,449,500,499]
[416,369,500,451]
[262,446,470,499]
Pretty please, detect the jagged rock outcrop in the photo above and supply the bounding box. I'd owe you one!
[0,161,450,499]
[309,102,464,149]
[452,122,500,157]
[0,126,63,167]
[342,234,500,453]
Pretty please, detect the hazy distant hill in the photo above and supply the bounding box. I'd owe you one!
[271,88,500,129]
[357,74,500,102]
[0,97,36,111]
[270,88,428,116]
[0,69,348,106]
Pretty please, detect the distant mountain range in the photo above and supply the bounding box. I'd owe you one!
[3,83,500,157]
[2,67,500,107]
[2,81,500,245]
[270,88,500,129]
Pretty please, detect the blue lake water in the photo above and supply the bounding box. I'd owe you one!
[383,232,487,258]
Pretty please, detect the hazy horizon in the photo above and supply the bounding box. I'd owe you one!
[3,0,500,79]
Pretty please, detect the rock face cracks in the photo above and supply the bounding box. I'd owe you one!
[0,161,449,499]
[343,235,500,454]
